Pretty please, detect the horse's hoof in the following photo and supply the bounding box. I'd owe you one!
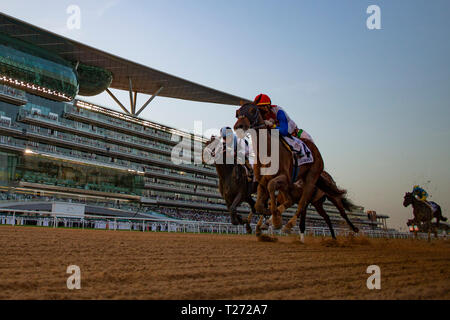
[282,226,292,234]
[272,216,283,230]
[273,222,283,230]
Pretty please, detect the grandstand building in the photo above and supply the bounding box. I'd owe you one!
[0,12,389,231]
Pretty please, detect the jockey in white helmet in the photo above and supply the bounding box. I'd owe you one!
[220,126,253,181]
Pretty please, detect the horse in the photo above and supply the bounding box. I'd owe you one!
[271,171,359,239]
[204,136,258,233]
[406,200,447,236]
[403,192,434,241]
[234,103,347,242]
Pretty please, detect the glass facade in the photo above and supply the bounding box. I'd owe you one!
[0,33,79,100]
[14,154,144,195]
[0,151,17,185]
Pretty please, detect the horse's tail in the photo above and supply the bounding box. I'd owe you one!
[438,207,448,222]
[341,197,355,212]
[316,173,347,198]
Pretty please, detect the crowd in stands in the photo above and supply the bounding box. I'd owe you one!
[0,190,380,231]
[154,194,225,206]
[152,207,231,223]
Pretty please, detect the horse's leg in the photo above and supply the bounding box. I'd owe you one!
[267,175,289,230]
[327,196,359,233]
[229,192,243,225]
[244,196,256,234]
[283,169,320,236]
[255,216,265,238]
[255,179,270,215]
[312,197,336,240]
[435,207,442,236]
[427,220,431,242]
[276,189,294,220]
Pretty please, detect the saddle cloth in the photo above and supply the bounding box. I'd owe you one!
[283,136,314,166]
[428,201,439,214]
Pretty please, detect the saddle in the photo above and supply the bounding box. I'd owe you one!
[280,136,314,183]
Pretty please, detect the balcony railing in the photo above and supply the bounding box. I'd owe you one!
[64,106,178,146]
[0,135,219,189]
[144,181,221,199]
[18,110,175,156]
[11,114,218,177]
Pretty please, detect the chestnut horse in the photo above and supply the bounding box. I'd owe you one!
[234,103,345,241]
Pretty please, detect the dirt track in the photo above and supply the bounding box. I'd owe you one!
[0,226,449,300]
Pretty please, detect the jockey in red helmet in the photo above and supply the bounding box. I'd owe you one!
[253,93,314,143]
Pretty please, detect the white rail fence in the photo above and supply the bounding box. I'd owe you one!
[0,209,446,240]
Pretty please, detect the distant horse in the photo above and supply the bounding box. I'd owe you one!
[403,192,434,241]
[272,171,359,240]
[204,136,258,234]
[406,200,447,235]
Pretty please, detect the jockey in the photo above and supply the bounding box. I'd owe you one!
[412,185,428,201]
[220,126,238,151]
[220,126,253,181]
[253,94,314,156]
[254,94,314,143]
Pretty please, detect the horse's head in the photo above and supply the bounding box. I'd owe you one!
[234,103,265,135]
[403,192,413,207]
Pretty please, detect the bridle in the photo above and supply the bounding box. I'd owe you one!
[404,192,413,206]
[237,104,267,130]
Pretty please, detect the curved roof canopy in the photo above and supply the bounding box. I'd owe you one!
[0,12,249,108]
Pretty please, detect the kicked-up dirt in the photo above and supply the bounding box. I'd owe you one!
[0,226,449,300]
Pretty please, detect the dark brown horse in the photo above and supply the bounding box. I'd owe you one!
[204,136,258,233]
[234,103,345,242]
[404,194,447,239]
[403,192,434,241]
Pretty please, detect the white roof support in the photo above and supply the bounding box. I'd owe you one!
[135,86,164,117]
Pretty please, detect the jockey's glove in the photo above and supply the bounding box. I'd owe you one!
[264,119,275,127]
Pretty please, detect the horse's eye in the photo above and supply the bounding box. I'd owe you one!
[250,108,256,115]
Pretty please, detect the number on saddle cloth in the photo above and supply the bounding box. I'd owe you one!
[283,136,314,166]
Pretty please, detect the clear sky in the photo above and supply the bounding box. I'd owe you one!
[2,0,449,230]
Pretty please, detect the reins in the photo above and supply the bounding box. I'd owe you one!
[241,106,297,181]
